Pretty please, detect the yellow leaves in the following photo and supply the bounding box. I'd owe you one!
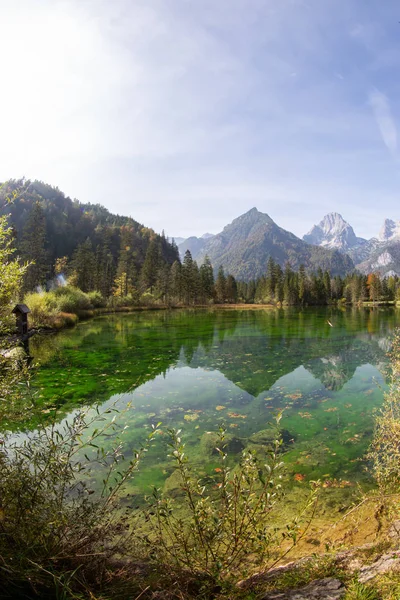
[298,411,312,419]
[216,405,225,411]
[184,413,199,422]
[285,393,302,400]
[227,412,247,419]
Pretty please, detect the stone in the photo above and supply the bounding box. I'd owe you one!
[388,520,400,538]
[260,578,345,600]
[358,551,400,583]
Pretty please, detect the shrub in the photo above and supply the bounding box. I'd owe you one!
[23,291,57,327]
[86,290,106,308]
[52,311,79,329]
[107,293,137,308]
[148,421,319,588]
[140,291,157,306]
[52,286,92,312]
[0,404,160,597]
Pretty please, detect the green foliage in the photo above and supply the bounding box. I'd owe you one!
[0,402,160,597]
[86,290,106,308]
[148,420,319,587]
[107,292,138,308]
[343,580,380,600]
[24,286,101,327]
[20,201,48,292]
[368,331,400,495]
[196,207,354,281]
[0,178,180,298]
[0,214,28,333]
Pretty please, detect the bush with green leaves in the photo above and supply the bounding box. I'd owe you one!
[0,404,159,597]
[86,290,106,308]
[148,419,319,588]
[0,213,28,334]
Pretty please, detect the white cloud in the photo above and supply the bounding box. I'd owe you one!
[1,0,400,242]
[368,88,398,156]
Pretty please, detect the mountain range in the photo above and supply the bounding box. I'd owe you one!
[303,213,400,277]
[178,209,400,279]
[178,208,354,280]
[3,176,400,282]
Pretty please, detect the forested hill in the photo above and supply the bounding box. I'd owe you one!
[0,179,179,295]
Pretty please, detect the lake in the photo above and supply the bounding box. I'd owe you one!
[11,307,400,501]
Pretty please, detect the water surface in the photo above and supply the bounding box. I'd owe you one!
[14,307,400,496]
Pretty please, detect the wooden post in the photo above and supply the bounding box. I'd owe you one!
[12,304,31,336]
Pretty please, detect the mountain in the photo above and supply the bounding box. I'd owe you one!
[195,208,354,280]
[305,213,400,276]
[354,239,400,276]
[171,236,185,246]
[303,212,366,252]
[378,219,400,242]
[0,178,180,293]
[178,232,215,259]
[178,236,208,259]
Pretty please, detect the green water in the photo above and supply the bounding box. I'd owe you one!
[11,307,400,497]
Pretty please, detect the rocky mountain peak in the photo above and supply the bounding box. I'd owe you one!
[378,218,400,242]
[303,212,363,252]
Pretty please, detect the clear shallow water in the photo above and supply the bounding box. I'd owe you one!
[12,307,400,497]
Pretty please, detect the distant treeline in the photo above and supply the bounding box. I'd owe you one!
[2,179,399,307]
[237,257,399,305]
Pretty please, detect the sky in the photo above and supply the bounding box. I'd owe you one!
[1,0,400,240]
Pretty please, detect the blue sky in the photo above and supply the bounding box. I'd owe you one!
[1,0,400,240]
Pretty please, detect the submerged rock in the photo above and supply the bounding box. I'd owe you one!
[248,428,294,447]
[200,432,244,457]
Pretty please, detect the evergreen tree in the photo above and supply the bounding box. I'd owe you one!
[20,201,48,292]
[199,256,214,303]
[215,265,226,303]
[298,264,306,305]
[114,227,137,296]
[170,260,183,303]
[140,239,162,293]
[69,238,96,292]
[225,275,238,303]
[323,271,331,302]
[266,257,276,300]
[182,250,200,304]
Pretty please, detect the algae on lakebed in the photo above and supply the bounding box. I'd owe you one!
[7,307,400,504]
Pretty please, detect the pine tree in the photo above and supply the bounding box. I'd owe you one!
[266,257,276,300]
[170,260,183,303]
[215,265,226,303]
[225,274,238,303]
[298,264,306,305]
[20,201,48,292]
[181,250,200,304]
[69,238,96,292]
[199,256,214,303]
[140,239,162,293]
